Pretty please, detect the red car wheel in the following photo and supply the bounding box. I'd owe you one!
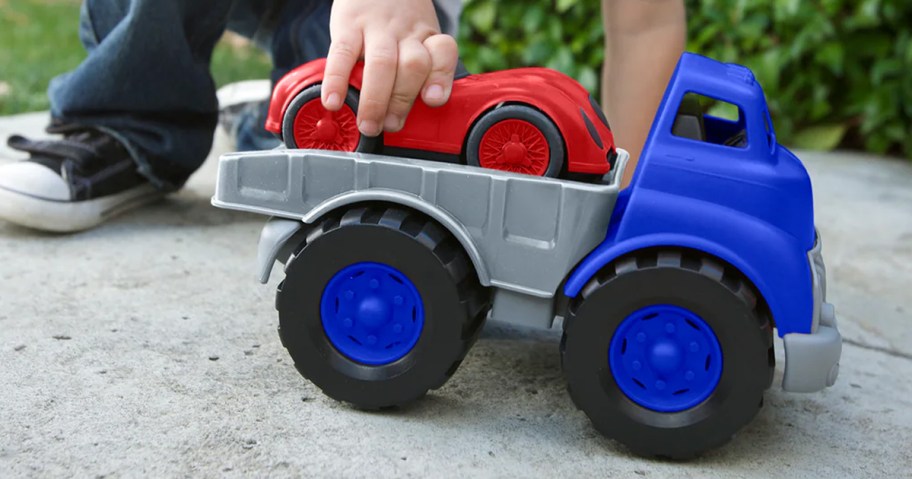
[466,105,565,177]
[281,84,380,152]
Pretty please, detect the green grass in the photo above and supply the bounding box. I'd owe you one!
[0,0,273,115]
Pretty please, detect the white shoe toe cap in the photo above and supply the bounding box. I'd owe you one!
[216,80,272,109]
[0,162,71,201]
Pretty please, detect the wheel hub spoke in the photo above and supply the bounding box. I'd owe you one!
[479,119,550,175]
[293,97,360,151]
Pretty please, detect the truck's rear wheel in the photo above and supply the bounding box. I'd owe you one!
[276,205,489,409]
[561,250,773,458]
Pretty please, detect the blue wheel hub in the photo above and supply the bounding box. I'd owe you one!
[320,262,424,365]
[608,304,723,412]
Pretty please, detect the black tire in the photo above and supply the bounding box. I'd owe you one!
[561,249,774,458]
[281,84,382,152]
[276,204,490,409]
[465,104,565,177]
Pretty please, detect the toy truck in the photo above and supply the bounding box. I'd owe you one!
[211,53,841,458]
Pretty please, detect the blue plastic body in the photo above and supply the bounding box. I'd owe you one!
[565,53,817,336]
[320,262,424,365]
[609,304,723,412]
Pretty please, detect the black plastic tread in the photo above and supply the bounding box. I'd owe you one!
[560,248,774,459]
[277,203,490,409]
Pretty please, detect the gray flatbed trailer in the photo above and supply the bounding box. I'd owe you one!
[212,148,629,330]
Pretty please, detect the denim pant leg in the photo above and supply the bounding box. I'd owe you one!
[48,0,282,190]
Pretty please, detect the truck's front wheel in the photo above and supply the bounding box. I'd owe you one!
[276,205,489,409]
[561,250,773,458]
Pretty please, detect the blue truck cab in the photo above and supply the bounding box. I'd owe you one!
[565,53,840,395]
[565,53,841,392]
[211,52,840,459]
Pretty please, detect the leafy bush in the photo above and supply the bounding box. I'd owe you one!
[458,0,604,95]
[457,0,912,158]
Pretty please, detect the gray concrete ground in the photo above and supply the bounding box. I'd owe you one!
[1,111,910,477]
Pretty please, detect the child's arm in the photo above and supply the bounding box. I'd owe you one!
[602,0,686,186]
[321,0,458,137]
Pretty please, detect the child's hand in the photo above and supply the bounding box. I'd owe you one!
[321,0,458,137]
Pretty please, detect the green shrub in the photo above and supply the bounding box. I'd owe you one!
[457,0,912,158]
[458,0,604,95]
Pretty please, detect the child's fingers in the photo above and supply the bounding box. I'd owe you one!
[358,34,399,137]
[420,34,458,107]
[322,31,364,111]
[384,39,432,132]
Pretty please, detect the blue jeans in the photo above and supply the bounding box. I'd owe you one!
[48,0,457,191]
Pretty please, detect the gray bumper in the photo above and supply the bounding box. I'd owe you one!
[781,234,842,392]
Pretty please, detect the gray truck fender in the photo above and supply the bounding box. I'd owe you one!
[256,190,491,287]
[299,189,491,286]
[257,217,305,284]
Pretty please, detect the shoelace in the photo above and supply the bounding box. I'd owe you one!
[7,130,105,172]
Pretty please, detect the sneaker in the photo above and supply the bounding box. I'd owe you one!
[0,125,163,232]
[216,80,281,152]
[216,79,271,135]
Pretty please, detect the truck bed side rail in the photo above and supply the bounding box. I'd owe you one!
[212,149,626,298]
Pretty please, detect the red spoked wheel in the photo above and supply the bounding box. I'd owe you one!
[293,99,359,151]
[281,84,381,153]
[478,119,550,176]
[466,105,565,177]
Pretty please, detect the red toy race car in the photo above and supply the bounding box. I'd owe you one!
[265,59,616,178]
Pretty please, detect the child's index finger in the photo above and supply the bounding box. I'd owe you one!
[322,32,364,111]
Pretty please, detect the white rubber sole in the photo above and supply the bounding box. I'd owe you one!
[0,183,164,233]
[216,80,272,109]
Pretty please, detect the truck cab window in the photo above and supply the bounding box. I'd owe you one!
[672,93,748,149]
